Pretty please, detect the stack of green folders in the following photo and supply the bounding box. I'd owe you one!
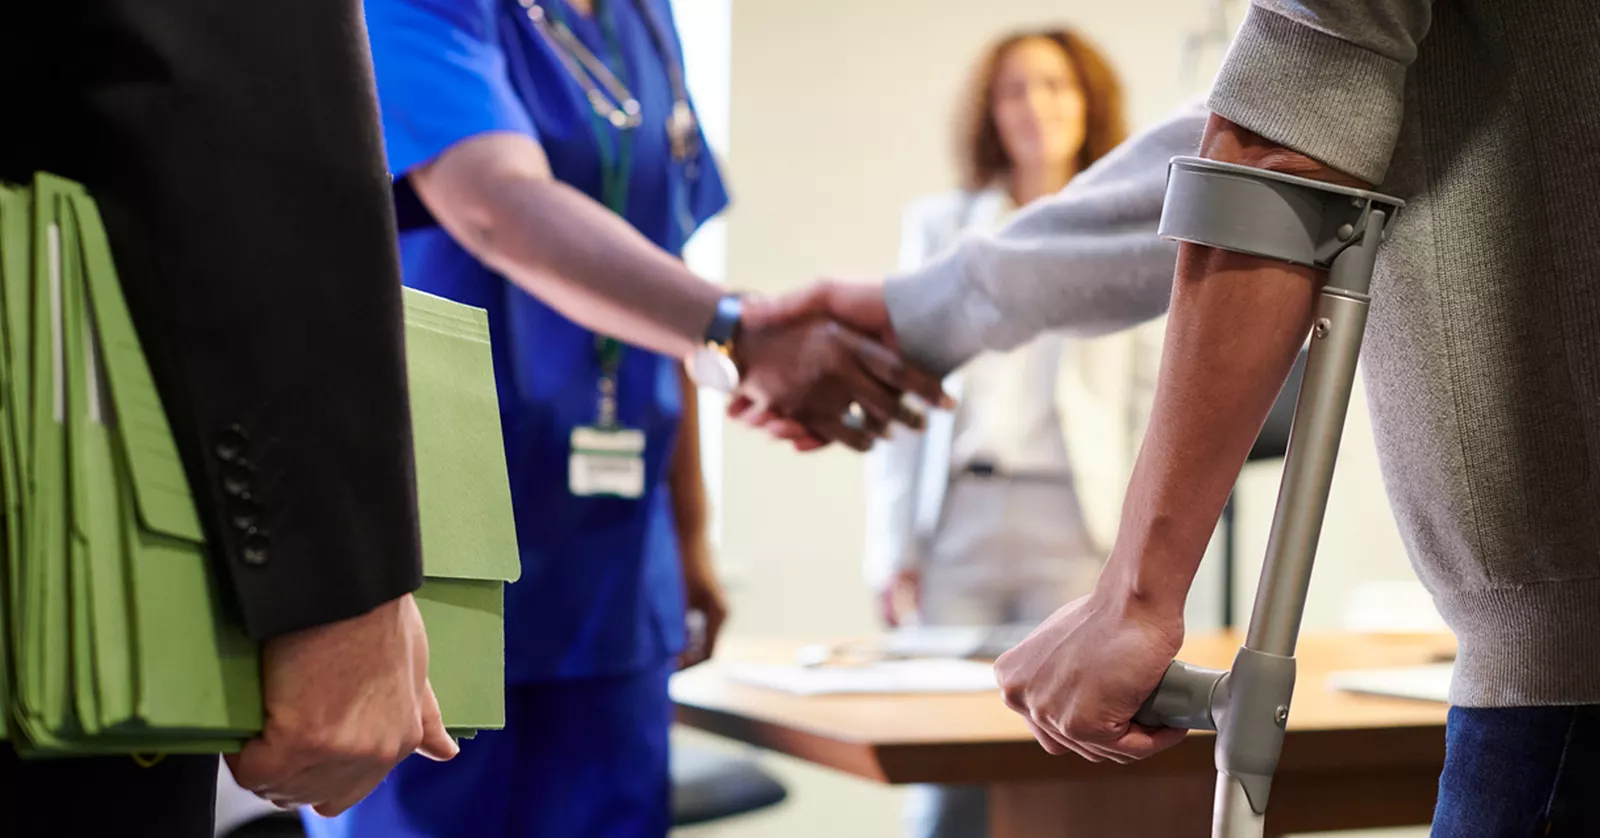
[0,174,519,755]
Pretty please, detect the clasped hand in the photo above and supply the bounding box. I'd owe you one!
[727,281,947,451]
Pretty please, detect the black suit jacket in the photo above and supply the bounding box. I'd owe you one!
[0,0,423,638]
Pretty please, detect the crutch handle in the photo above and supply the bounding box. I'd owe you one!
[1133,660,1230,731]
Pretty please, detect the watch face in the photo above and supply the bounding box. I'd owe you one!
[686,347,739,392]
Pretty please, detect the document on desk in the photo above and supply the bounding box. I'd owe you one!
[1327,663,1454,704]
[726,659,999,697]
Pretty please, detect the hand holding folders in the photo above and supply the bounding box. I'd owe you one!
[0,174,519,756]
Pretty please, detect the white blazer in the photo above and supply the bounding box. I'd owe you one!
[862,186,1157,588]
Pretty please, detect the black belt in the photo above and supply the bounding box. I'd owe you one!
[958,459,1073,485]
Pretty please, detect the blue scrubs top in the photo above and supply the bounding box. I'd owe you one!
[366,0,729,683]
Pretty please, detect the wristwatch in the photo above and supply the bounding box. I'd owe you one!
[685,293,743,392]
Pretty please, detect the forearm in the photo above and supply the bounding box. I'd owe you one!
[415,134,721,359]
[670,368,711,562]
[1099,116,1371,614]
[473,178,719,357]
[1101,245,1319,610]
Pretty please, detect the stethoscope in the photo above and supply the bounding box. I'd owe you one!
[519,0,702,174]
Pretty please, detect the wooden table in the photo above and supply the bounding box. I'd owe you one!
[671,632,1453,837]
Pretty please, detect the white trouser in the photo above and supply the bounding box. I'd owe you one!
[907,477,1105,838]
[918,476,1103,627]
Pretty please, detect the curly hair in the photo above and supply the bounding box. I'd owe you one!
[956,28,1128,190]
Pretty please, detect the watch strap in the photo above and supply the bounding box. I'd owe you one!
[703,293,743,348]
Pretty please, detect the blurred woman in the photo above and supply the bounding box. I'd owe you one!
[863,27,1128,838]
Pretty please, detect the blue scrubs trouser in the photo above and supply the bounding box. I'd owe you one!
[302,660,675,838]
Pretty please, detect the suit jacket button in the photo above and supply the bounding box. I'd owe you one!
[241,533,269,565]
[223,475,250,497]
[215,440,240,463]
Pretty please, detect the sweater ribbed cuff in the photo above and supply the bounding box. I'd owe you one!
[884,244,1000,377]
[1208,5,1408,184]
[1437,577,1600,707]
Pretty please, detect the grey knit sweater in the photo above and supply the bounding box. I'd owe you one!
[885,1,1600,707]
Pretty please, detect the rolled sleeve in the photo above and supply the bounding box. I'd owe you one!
[1209,2,1434,184]
[366,0,538,176]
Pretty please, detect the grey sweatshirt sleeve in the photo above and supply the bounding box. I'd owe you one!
[1209,1,1434,184]
[883,98,1207,377]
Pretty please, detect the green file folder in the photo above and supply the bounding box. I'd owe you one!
[403,288,521,734]
[0,185,27,741]
[0,174,518,755]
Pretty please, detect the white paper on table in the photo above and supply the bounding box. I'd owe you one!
[880,623,1037,660]
[726,659,999,697]
[1326,663,1454,704]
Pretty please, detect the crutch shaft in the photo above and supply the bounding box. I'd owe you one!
[1247,225,1378,657]
[1215,774,1267,838]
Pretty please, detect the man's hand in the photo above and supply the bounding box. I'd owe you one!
[760,279,897,346]
[228,593,456,816]
[994,580,1187,764]
[728,295,949,453]
[878,567,920,628]
[679,541,729,670]
[728,281,942,452]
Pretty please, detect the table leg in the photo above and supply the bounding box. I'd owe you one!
[989,772,1217,838]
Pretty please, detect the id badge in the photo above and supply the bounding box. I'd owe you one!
[569,426,646,498]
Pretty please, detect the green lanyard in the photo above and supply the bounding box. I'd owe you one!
[547,0,633,428]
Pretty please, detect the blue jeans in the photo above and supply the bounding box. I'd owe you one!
[1434,706,1600,837]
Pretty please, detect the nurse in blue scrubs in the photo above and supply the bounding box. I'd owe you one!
[300,0,734,835]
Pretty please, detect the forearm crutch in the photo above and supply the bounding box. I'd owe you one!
[1132,157,1404,838]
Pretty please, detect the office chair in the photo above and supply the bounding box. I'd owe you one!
[671,743,789,827]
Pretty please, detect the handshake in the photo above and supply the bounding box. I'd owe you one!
[721,279,954,450]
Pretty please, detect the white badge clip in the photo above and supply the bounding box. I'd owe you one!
[569,425,646,499]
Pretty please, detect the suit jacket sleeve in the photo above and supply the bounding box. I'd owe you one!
[54,0,424,638]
